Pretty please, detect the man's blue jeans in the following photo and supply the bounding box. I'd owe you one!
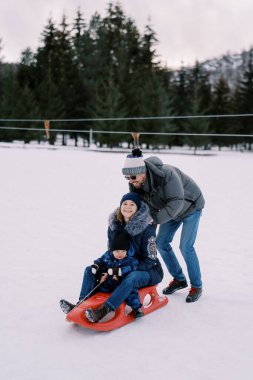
[157,210,202,288]
[79,267,150,311]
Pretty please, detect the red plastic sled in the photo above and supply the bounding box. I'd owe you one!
[66,285,168,331]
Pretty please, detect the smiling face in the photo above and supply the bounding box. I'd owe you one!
[120,200,138,221]
[125,173,146,189]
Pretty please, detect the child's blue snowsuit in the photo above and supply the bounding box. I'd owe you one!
[93,244,141,310]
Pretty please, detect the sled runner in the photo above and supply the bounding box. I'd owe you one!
[66,285,168,331]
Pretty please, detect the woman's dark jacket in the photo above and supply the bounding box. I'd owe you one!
[108,201,163,286]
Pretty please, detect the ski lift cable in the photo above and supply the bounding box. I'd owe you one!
[0,126,252,138]
[1,113,253,123]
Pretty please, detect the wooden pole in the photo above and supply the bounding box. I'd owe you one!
[44,120,50,140]
[131,132,140,148]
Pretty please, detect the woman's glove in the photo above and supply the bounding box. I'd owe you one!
[91,264,99,274]
[108,267,122,276]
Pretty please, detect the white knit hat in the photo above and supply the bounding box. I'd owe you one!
[122,149,146,176]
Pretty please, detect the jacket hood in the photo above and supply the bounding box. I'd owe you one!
[108,201,153,237]
[145,157,165,178]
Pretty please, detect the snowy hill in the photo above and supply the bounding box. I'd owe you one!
[199,48,252,87]
[173,47,253,88]
[1,147,253,380]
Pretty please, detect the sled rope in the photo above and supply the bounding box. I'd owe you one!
[72,275,108,311]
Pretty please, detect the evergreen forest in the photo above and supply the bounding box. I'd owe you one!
[0,3,252,150]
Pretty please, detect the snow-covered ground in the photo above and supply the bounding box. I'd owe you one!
[1,146,252,380]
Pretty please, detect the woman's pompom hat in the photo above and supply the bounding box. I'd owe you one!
[122,148,146,176]
[120,192,141,210]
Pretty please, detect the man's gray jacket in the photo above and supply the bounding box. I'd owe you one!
[129,156,205,224]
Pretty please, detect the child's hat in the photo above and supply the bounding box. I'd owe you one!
[122,148,146,176]
[110,230,131,252]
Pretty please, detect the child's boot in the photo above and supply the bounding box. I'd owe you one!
[60,299,75,314]
[131,307,144,319]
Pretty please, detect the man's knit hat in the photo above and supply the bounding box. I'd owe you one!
[110,230,131,252]
[122,148,146,176]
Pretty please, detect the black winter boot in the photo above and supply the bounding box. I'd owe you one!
[85,304,112,323]
[60,299,75,314]
[186,287,202,303]
[162,279,188,295]
[131,308,144,320]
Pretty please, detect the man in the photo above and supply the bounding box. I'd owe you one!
[122,148,205,303]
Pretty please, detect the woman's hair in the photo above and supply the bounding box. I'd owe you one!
[115,206,137,223]
[115,207,124,223]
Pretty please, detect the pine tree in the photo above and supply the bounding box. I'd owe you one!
[185,62,212,151]
[92,76,127,147]
[17,48,36,88]
[0,64,21,141]
[72,9,99,120]
[169,65,191,146]
[35,18,58,83]
[35,16,84,144]
[15,85,41,143]
[86,3,142,144]
[36,67,65,144]
[235,50,253,150]
[122,22,171,148]
[210,76,233,149]
[0,38,4,103]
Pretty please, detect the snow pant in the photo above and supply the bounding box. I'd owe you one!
[157,209,202,288]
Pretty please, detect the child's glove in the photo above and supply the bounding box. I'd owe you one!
[108,267,122,276]
[91,264,99,274]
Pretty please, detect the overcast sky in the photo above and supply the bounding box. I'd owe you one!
[0,0,252,69]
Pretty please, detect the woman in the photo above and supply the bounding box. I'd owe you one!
[85,192,163,322]
[60,193,163,322]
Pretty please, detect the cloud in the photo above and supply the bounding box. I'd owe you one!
[0,0,253,68]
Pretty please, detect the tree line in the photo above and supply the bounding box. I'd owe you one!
[0,3,252,150]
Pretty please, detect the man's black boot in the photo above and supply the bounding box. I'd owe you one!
[162,278,188,295]
[186,287,202,303]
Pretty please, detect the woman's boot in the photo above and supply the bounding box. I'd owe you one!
[85,303,112,323]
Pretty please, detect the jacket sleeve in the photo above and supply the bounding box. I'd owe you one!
[93,251,109,271]
[120,254,139,277]
[137,226,158,271]
[153,170,184,224]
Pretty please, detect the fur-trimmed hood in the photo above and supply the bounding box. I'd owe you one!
[108,201,153,237]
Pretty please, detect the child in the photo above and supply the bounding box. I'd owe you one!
[60,230,144,322]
